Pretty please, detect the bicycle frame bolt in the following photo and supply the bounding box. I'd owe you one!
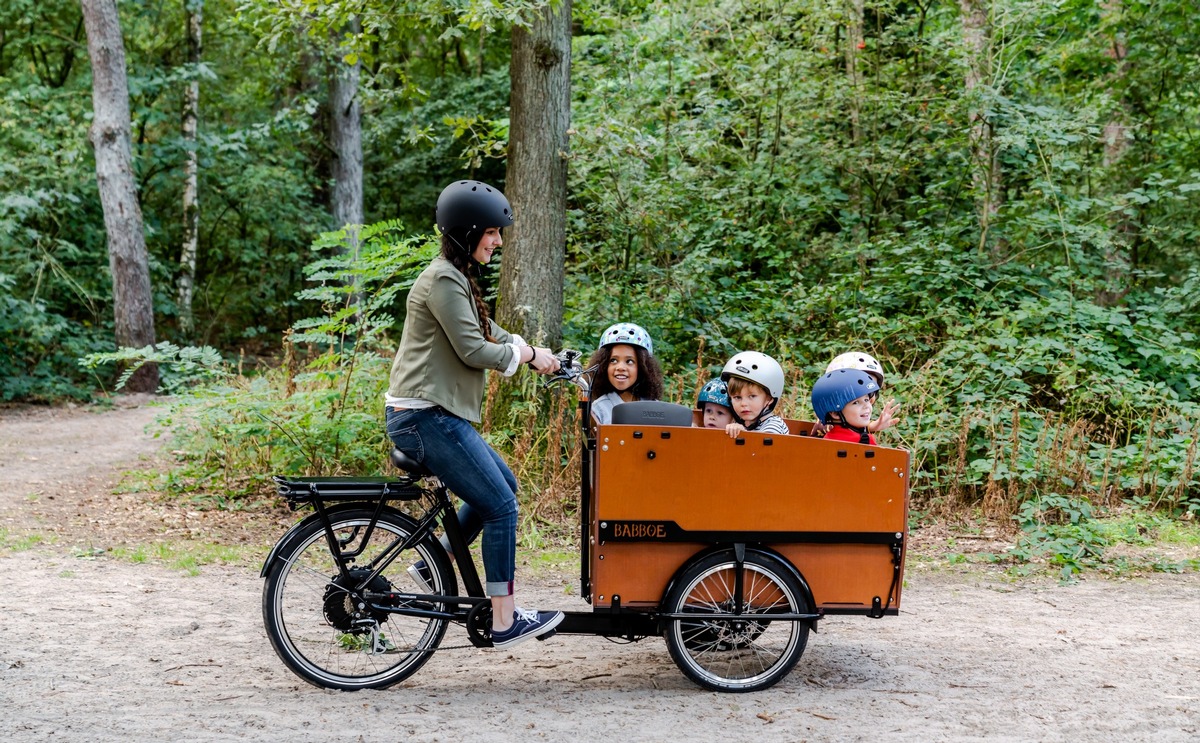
[602,445,609,451]
[600,521,606,528]
[896,533,903,540]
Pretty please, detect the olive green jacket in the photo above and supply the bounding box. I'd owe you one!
[387,258,516,423]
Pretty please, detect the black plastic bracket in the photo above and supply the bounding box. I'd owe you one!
[734,543,746,614]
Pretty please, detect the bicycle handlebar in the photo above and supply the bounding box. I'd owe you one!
[541,349,597,391]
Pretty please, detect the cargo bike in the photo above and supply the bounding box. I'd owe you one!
[261,351,910,692]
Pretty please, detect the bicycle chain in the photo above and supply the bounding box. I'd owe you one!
[423,641,482,652]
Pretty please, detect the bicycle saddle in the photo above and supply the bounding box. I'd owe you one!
[390,448,434,478]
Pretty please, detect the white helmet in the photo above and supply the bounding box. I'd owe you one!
[598,323,653,355]
[825,351,884,386]
[720,351,785,401]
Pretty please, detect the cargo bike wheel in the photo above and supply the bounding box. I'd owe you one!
[663,550,811,692]
[262,507,456,690]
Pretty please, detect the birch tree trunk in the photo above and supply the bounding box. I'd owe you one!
[843,0,865,236]
[959,0,1002,253]
[177,0,202,336]
[1101,0,1130,168]
[1098,0,1132,306]
[497,0,572,348]
[81,0,158,392]
[844,0,864,146]
[330,18,363,254]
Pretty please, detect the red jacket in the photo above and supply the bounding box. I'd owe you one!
[823,425,875,445]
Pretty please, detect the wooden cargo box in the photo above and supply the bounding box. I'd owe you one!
[587,421,909,615]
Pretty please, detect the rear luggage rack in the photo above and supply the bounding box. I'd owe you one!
[272,475,424,504]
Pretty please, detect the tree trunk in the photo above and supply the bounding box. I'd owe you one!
[958,0,1002,253]
[330,18,363,253]
[81,0,158,392]
[843,0,866,237]
[498,1,572,348]
[844,0,864,146]
[1101,0,1130,168]
[1098,0,1132,306]
[177,0,202,336]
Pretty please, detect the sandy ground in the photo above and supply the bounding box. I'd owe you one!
[1,399,1198,742]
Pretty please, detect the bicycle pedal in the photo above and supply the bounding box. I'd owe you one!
[535,629,557,641]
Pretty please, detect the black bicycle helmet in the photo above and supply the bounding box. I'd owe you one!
[435,180,514,234]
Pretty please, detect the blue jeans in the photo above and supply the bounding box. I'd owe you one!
[385,406,518,596]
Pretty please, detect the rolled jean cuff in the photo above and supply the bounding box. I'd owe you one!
[487,579,514,598]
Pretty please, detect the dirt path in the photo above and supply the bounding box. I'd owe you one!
[1,401,1198,742]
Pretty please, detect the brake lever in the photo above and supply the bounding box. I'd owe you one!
[541,349,585,389]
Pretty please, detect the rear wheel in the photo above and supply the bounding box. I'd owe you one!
[663,550,810,692]
[262,508,456,690]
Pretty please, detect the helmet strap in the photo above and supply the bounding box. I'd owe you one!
[444,228,481,260]
[742,398,774,430]
[829,414,871,444]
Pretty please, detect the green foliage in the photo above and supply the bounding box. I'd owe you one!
[0,273,114,401]
[1007,494,1108,581]
[1004,497,1200,581]
[157,222,435,500]
[566,0,1200,532]
[2,0,1198,575]
[79,342,228,395]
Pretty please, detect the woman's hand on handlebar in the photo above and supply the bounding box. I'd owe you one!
[526,346,561,375]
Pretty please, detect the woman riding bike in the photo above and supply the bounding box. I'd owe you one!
[384,179,563,649]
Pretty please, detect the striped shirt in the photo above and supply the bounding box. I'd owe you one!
[747,414,790,435]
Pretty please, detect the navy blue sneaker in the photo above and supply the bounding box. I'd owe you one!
[491,608,565,649]
[407,561,434,594]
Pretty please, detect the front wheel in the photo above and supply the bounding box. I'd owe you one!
[262,507,456,690]
[663,550,810,692]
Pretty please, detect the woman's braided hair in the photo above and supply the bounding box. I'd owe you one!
[441,227,495,342]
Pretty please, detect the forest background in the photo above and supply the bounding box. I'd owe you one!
[2,0,1198,578]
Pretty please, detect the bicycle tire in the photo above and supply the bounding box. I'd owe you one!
[262,507,456,690]
[663,550,810,692]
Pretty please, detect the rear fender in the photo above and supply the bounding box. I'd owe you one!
[259,502,404,578]
[658,543,818,630]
